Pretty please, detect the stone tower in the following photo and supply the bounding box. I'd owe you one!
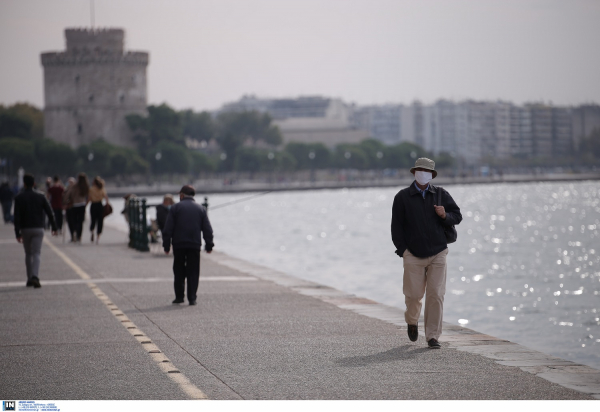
[41,28,149,148]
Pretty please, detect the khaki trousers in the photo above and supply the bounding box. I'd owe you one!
[403,248,448,341]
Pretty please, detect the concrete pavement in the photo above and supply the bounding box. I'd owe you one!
[0,221,598,400]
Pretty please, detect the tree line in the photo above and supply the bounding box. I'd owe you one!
[13,101,600,178]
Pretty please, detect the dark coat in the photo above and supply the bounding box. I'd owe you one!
[14,188,57,237]
[391,182,462,258]
[156,204,170,232]
[162,197,214,252]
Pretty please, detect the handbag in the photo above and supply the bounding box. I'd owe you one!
[437,186,457,244]
[103,203,113,218]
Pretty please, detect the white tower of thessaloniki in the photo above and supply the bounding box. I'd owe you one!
[41,28,149,148]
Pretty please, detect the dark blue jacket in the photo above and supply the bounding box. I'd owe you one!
[391,182,462,258]
[162,197,214,252]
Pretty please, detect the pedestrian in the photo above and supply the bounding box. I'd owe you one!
[156,194,174,233]
[63,177,76,242]
[47,176,65,234]
[88,176,110,244]
[162,185,214,306]
[121,194,136,224]
[0,181,14,223]
[14,173,58,288]
[64,173,89,243]
[391,158,462,349]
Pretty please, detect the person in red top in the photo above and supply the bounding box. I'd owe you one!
[47,176,65,234]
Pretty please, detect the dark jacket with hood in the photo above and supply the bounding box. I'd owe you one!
[162,196,214,252]
[391,182,462,258]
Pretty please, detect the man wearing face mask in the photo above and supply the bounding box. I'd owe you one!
[391,158,462,348]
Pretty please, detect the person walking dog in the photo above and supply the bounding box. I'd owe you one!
[162,185,214,306]
[391,158,462,348]
[14,173,58,288]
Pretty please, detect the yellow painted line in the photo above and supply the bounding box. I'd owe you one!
[43,239,208,400]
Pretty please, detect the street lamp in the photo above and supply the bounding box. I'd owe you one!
[308,151,316,183]
[155,152,162,161]
[88,153,94,161]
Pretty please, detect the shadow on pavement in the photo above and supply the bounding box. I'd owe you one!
[335,345,432,367]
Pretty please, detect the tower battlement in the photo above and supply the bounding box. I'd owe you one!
[41,51,149,66]
[65,27,125,55]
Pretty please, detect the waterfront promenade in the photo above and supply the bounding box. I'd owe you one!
[1,222,599,400]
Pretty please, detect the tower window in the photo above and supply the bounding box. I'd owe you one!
[77,124,83,134]
[89,95,94,102]
[75,75,80,83]
[120,95,125,103]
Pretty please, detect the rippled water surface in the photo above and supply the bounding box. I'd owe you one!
[108,181,600,370]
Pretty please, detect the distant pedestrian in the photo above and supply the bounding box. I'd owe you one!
[64,173,89,243]
[391,158,462,349]
[63,177,76,241]
[162,185,214,306]
[121,194,136,224]
[0,181,14,223]
[14,173,58,288]
[156,194,174,233]
[47,176,65,234]
[88,176,110,244]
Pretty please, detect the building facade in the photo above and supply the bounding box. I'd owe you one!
[41,28,149,148]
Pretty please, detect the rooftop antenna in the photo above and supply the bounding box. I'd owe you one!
[91,0,95,28]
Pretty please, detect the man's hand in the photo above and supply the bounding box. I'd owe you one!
[164,249,170,255]
[206,250,212,254]
[51,231,57,237]
[434,205,446,219]
[17,237,23,244]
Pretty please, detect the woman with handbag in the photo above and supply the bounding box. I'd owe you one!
[88,176,110,244]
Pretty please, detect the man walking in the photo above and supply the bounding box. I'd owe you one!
[162,185,214,306]
[14,174,58,288]
[391,158,462,348]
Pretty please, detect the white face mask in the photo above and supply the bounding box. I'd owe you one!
[415,171,433,186]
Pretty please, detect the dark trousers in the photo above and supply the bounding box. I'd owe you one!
[1,200,12,223]
[173,248,200,302]
[72,205,86,240]
[53,209,63,232]
[66,208,75,239]
[89,202,104,234]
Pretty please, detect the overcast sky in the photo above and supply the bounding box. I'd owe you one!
[1,0,599,112]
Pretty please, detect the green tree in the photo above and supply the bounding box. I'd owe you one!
[181,110,215,142]
[358,139,386,169]
[189,151,215,175]
[215,111,283,170]
[0,137,36,171]
[384,142,428,169]
[284,142,331,169]
[0,110,33,140]
[151,141,189,174]
[35,139,77,175]
[334,144,369,169]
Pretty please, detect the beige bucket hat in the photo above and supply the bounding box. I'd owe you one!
[410,157,437,179]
